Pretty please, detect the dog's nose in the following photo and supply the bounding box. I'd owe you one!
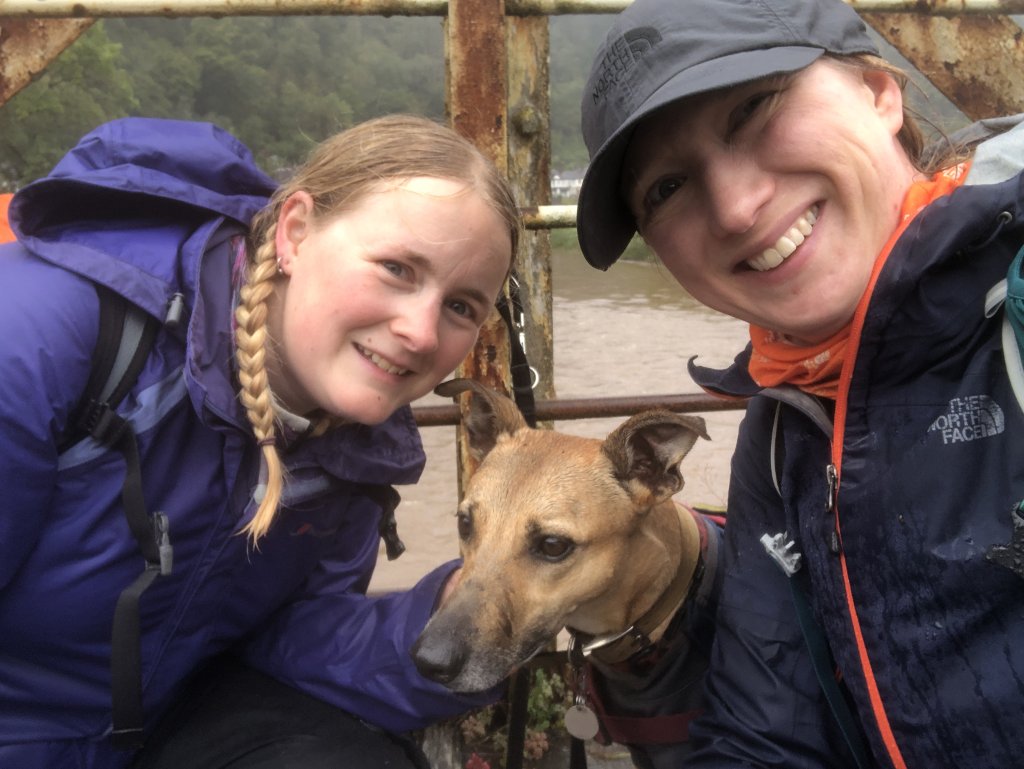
[410,633,467,685]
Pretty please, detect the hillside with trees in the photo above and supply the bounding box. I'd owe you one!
[0,14,609,190]
[0,12,973,192]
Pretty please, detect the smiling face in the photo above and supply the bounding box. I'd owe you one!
[268,177,512,424]
[622,59,922,345]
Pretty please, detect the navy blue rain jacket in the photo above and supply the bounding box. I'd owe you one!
[685,118,1024,768]
[0,118,490,769]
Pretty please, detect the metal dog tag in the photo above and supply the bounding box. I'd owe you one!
[564,703,600,740]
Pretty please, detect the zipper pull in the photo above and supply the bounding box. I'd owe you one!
[825,463,841,554]
[825,463,838,513]
[165,292,185,329]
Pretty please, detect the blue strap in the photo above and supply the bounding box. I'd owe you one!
[761,531,871,768]
[1006,245,1024,361]
[789,570,872,769]
[1004,245,1024,415]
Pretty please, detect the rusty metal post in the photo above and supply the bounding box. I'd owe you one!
[861,12,1024,120]
[423,12,518,769]
[507,9,555,418]
[445,0,510,493]
[0,18,93,106]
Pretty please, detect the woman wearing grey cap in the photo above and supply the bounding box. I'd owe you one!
[577,0,1024,767]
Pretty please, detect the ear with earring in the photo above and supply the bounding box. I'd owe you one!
[276,257,284,276]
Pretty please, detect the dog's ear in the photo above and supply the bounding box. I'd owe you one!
[602,411,710,506]
[434,378,528,460]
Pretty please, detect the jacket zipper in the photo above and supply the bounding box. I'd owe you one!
[829,221,912,769]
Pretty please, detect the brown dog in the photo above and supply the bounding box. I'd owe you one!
[411,378,723,769]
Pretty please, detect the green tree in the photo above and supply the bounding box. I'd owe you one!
[549,15,609,173]
[106,16,444,174]
[0,24,137,189]
[104,18,201,118]
[0,13,607,189]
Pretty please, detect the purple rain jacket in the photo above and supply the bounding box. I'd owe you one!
[0,118,488,769]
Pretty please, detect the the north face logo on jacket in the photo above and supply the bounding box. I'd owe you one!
[928,394,1005,444]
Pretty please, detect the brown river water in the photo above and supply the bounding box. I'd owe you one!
[370,249,750,593]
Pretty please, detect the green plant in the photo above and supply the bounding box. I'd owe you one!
[458,667,572,768]
[524,666,569,733]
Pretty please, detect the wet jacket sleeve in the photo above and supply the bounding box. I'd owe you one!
[685,399,858,769]
[0,247,98,591]
[241,492,500,733]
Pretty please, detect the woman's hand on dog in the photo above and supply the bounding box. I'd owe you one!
[437,567,462,609]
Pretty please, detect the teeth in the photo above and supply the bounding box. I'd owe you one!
[748,206,818,272]
[358,345,409,375]
[752,248,785,271]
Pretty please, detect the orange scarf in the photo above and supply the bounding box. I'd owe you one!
[0,193,14,244]
[748,164,969,399]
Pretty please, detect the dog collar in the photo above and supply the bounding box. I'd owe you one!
[567,508,707,666]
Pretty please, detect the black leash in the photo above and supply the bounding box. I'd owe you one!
[495,273,538,769]
[496,274,594,768]
[495,272,538,429]
[762,532,871,769]
[789,569,872,768]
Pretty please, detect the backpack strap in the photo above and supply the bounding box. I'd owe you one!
[986,243,1024,416]
[1001,307,1024,415]
[62,284,172,750]
[64,285,160,447]
[765,401,872,768]
[983,247,1024,579]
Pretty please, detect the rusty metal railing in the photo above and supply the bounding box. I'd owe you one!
[2,0,1024,16]
[3,0,1023,427]
[413,392,746,426]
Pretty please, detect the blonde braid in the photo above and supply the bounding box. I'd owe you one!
[234,223,285,543]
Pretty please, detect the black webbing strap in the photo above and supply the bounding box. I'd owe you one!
[504,668,531,769]
[569,734,587,769]
[495,273,538,428]
[110,552,164,748]
[59,288,124,452]
[495,273,539,769]
[789,570,871,769]
[71,286,169,750]
[767,405,868,767]
[360,483,406,561]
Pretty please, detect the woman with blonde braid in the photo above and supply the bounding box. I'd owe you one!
[0,115,519,769]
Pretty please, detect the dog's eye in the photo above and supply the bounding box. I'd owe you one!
[533,536,573,562]
[456,512,472,540]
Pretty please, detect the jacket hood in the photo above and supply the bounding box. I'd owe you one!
[9,118,277,316]
[12,118,276,229]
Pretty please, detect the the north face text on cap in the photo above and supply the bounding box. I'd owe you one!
[591,27,662,104]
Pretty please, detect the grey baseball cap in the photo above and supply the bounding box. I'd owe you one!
[576,0,878,270]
